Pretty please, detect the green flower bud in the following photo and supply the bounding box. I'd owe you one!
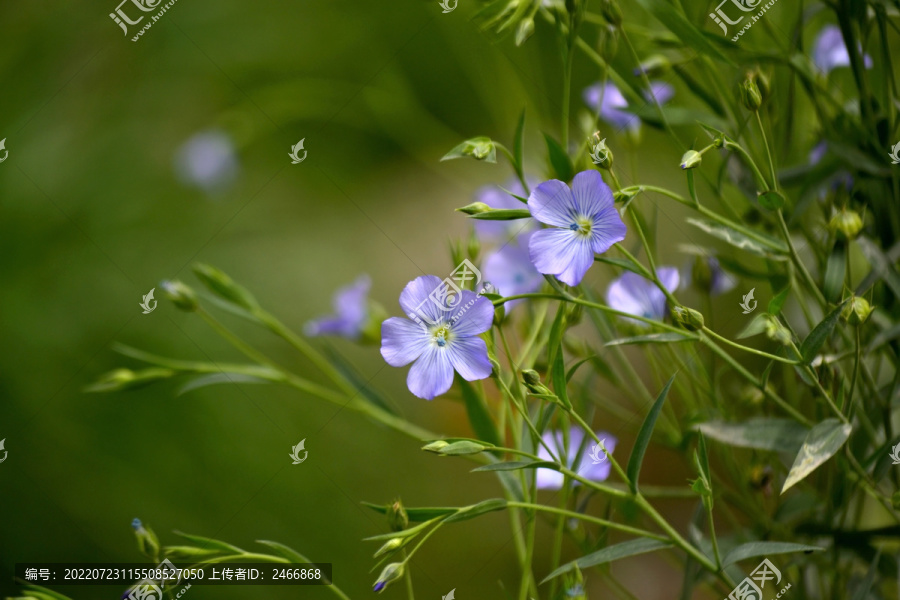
[589,135,613,169]
[598,0,622,26]
[829,207,864,239]
[161,280,198,312]
[739,78,762,111]
[456,202,492,216]
[373,562,404,593]
[522,369,542,387]
[748,67,771,102]
[841,296,873,326]
[373,538,405,559]
[192,264,259,310]
[671,306,704,331]
[85,367,176,393]
[680,149,702,170]
[564,301,583,326]
[597,24,619,62]
[132,519,160,560]
[421,440,450,453]
[764,314,792,345]
[515,17,535,46]
[441,137,497,163]
[387,499,409,532]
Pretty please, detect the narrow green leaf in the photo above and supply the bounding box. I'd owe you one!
[514,109,526,174]
[444,498,508,523]
[551,350,573,410]
[782,419,852,493]
[255,540,310,563]
[735,313,768,339]
[767,287,791,316]
[541,539,673,583]
[322,347,397,415]
[722,541,823,567]
[547,303,567,372]
[822,244,846,303]
[361,502,458,522]
[543,133,574,182]
[687,218,788,259]
[633,0,734,65]
[472,460,557,472]
[594,256,648,275]
[627,375,675,493]
[606,332,694,347]
[799,302,846,364]
[173,531,244,553]
[176,373,270,396]
[696,418,809,455]
[469,208,532,221]
[458,380,501,447]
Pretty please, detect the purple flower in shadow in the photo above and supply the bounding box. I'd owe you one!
[305,275,371,339]
[536,427,618,490]
[813,25,872,74]
[606,267,680,325]
[483,232,544,309]
[528,171,626,287]
[381,275,494,399]
[583,82,674,134]
[474,178,537,240]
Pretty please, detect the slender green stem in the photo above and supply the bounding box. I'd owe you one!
[402,549,415,600]
[701,326,801,365]
[507,502,667,541]
[754,111,778,191]
[775,210,827,307]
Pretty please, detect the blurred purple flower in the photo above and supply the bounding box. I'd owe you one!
[483,233,543,308]
[536,427,617,490]
[305,275,371,339]
[381,275,493,399]
[583,81,674,134]
[692,256,736,296]
[174,129,239,194]
[528,171,626,286]
[606,267,680,324]
[474,178,538,240]
[813,25,872,74]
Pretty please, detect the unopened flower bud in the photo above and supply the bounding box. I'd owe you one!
[161,280,198,312]
[671,306,704,331]
[456,202,492,216]
[85,367,175,393]
[373,538,404,559]
[764,314,792,345]
[597,24,619,61]
[598,0,622,26]
[421,440,450,453]
[515,17,535,46]
[373,562,404,593]
[467,232,481,263]
[739,78,762,111]
[680,149,702,170]
[387,499,409,531]
[192,264,259,310]
[132,519,160,560]
[829,207,864,239]
[589,136,613,169]
[748,67,771,102]
[841,296,873,326]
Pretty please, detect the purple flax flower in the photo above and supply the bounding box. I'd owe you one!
[474,178,537,240]
[381,275,493,400]
[813,25,872,74]
[483,233,543,309]
[536,427,618,490]
[174,129,239,194]
[583,82,674,134]
[527,170,626,287]
[305,275,371,339]
[606,267,680,324]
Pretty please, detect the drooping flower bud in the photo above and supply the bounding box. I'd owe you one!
[515,17,535,46]
[132,519,160,560]
[161,280,198,312]
[373,562,404,593]
[841,295,873,326]
[680,149,702,170]
[373,538,405,559]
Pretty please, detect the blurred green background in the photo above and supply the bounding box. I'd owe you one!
[0,0,731,598]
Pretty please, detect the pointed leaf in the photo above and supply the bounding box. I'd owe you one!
[606,332,694,347]
[695,418,809,454]
[767,287,791,316]
[472,460,557,472]
[687,218,788,259]
[458,380,501,446]
[722,541,822,567]
[173,531,244,553]
[444,498,508,523]
[633,0,733,65]
[799,302,846,364]
[514,109,526,173]
[782,419,852,493]
[541,538,673,583]
[627,375,675,493]
[255,540,310,563]
[361,502,458,522]
[543,133,574,182]
[176,373,269,396]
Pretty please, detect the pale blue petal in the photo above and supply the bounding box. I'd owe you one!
[528,180,576,228]
[381,317,430,367]
[446,336,492,381]
[407,345,454,400]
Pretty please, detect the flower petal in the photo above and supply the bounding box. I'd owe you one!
[407,346,454,400]
[589,203,627,254]
[529,228,594,287]
[528,180,576,228]
[447,291,494,336]
[399,275,448,324]
[657,266,681,294]
[446,336,492,381]
[380,317,429,367]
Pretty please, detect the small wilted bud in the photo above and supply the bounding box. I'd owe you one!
[739,77,762,111]
[373,562,404,593]
[841,296,873,326]
[597,24,618,61]
[680,149,702,170]
[161,280,198,312]
[671,306,704,331]
[764,314,792,345]
[456,202,492,216]
[598,0,622,26]
[192,264,259,310]
[85,367,175,393]
[515,17,535,46]
[829,207,864,239]
[634,55,670,78]
[132,519,160,560]
[373,538,404,559]
[387,500,409,532]
[589,135,613,169]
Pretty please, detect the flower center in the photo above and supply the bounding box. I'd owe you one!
[433,325,450,347]
[568,216,593,237]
